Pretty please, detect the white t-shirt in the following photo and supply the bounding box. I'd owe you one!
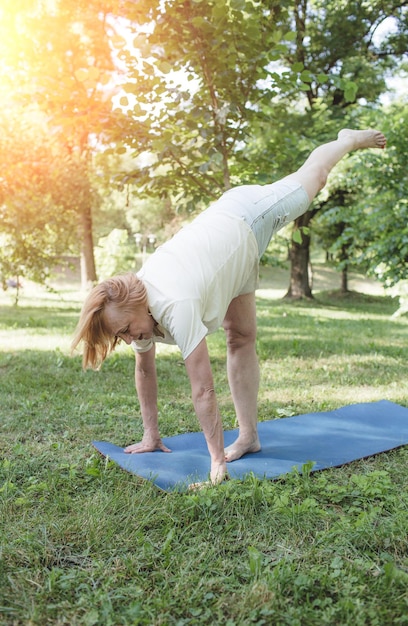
[133,210,259,360]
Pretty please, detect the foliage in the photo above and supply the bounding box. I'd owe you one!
[359,101,408,286]
[0,0,128,286]
[111,0,313,210]
[313,101,408,288]
[112,0,408,197]
[0,0,407,296]
[1,283,408,624]
[94,228,138,279]
[0,0,119,141]
[0,111,86,289]
[284,0,407,108]
[110,0,408,298]
[272,0,408,296]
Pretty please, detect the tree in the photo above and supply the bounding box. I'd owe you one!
[312,100,408,292]
[0,110,84,296]
[2,0,406,297]
[352,101,408,287]
[313,190,360,294]
[0,0,127,288]
[280,0,408,298]
[112,0,408,298]
[110,0,310,212]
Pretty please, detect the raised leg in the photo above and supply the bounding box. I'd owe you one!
[284,128,386,202]
[222,292,261,462]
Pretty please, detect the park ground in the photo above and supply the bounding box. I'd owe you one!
[0,263,407,625]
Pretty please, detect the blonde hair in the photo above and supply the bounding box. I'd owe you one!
[71,273,148,370]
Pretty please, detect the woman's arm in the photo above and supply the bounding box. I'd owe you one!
[124,345,171,453]
[184,338,227,483]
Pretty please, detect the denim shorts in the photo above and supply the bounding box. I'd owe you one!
[212,178,310,258]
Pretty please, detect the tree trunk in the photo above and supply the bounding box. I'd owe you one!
[341,267,348,293]
[80,204,97,291]
[340,242,349,293]
[284,212,316,300]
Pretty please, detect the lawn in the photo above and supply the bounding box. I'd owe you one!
[1,279,408,625]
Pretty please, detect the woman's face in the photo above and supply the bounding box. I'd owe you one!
[103,303,154,345]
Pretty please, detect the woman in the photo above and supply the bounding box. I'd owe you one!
[72,129,386,485]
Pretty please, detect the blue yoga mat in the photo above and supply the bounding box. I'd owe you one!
[93,400,408,492]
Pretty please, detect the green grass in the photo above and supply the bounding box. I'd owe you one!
[1,284,408,625]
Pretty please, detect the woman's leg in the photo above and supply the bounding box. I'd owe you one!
[284,128,386,202]
[226,129,386,260]
[222,292,261,462]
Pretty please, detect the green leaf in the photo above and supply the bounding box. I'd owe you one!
[344,81,358,102]
[283,31,296,41]
[317,73,329,84]
[292,62,304,73]
[300,70,312,82]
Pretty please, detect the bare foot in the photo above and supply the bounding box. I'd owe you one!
[124,438,171,454]
[188,475,230,491]
[188,460,228,490]
[224,436,261,462]
[338,128,386,151]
